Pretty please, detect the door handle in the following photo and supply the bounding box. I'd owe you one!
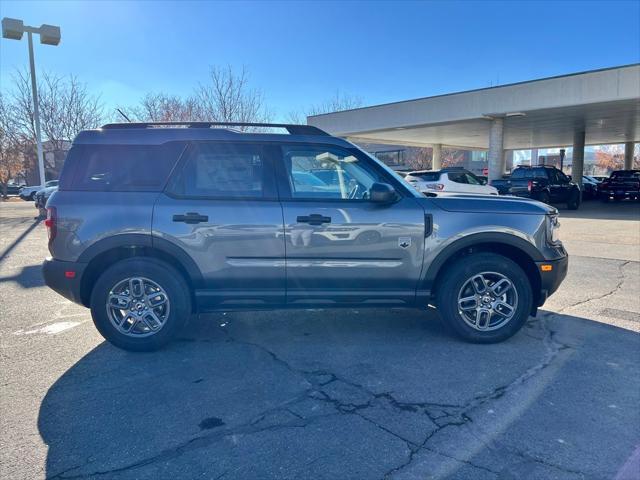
[297,214,331,226]
[172,212,209,224]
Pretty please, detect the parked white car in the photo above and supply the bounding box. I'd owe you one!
[19,180,58,201]
[404,168,499,195]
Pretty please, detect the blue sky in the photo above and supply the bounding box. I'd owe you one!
[1,0,639,121]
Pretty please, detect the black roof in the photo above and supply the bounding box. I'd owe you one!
[101,122,329,136]
[74,122,353,147]
[406,167,470,175]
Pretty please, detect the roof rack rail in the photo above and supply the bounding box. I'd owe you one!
[100,122,329,136]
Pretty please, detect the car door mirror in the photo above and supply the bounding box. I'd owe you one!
[369,182,398,204]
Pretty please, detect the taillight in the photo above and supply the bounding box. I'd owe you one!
[425,183,445,191]
[45,207,57,243]
[527,180,533,192]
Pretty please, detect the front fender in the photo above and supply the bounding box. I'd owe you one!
[420,226,545,298]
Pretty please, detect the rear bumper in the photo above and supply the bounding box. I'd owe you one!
[535,253,568,306]
[600,189,639,198]
[42,257,87,305]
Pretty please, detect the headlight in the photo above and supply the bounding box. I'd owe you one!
[546,214,561,245]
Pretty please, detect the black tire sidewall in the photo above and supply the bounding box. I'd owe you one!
[90,257,191,351]
[436,253,533,343]
[567,190,580,210]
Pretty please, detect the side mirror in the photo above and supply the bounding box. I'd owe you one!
[370,182,398,204]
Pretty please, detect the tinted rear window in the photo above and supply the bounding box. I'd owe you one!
[67,142,185,192]
[512,168,548,180]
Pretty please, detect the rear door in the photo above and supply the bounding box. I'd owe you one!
[548,169,569,201]
[276,143,427,306]
[152,141,286,309]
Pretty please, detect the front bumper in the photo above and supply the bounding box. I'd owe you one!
[42,257,87,305]
[535,253,568,306]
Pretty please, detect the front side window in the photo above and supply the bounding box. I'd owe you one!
[555,171,569,183]
[282,145,383,200]
[448,172,468,184]
[170,142,265,198]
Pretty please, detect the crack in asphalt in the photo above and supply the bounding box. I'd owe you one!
[48,314,579,480]
[558,260,631,313]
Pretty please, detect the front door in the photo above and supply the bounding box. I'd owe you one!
[276,144,427,306]
[153,141,285,309]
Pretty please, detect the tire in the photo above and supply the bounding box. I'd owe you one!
[538,192,550,205]
[435,253,533,343]
[567,190,580,210]
[90,257,191,351]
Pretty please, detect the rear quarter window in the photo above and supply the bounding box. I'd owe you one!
[68,142,185,192]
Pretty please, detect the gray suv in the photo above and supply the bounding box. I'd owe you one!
[42,122,568,351]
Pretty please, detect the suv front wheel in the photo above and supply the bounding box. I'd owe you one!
[90,257,191,351]
[436,253,533,343]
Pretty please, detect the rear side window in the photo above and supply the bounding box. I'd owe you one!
[69,143,185,192]
[414,172,440,181]
[512,169,540,180]
[168,142,268,198]
[511,169,529,179]
[533,168,548,179]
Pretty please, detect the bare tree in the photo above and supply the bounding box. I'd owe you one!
[9,69,103,180]
[12,69,103,146]
[288,90,363,124]
[442,148,466,168]
[122,92,201,122]
[404,147,432,170]
[194,66,271,130]
[0,94,25,197]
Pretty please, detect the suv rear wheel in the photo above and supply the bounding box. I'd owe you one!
[567,190,581,210]
[436,253,533,343]
[90,257,191,351]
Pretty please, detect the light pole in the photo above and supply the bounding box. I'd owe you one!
[2,17,61,188]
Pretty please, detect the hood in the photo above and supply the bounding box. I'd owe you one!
[423,192,557,215]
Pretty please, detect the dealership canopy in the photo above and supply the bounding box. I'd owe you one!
[308,64,640,182]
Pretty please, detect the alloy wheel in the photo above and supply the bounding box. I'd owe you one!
[457,271,518,331]
[105,277,170,337]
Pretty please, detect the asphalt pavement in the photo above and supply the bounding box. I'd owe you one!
[1,199,639,480]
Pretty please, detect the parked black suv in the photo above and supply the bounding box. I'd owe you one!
[500,165,581,209]
[599,170,640,201]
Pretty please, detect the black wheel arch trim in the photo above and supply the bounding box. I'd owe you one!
[422,232,544,287]
[77,233,204,287]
